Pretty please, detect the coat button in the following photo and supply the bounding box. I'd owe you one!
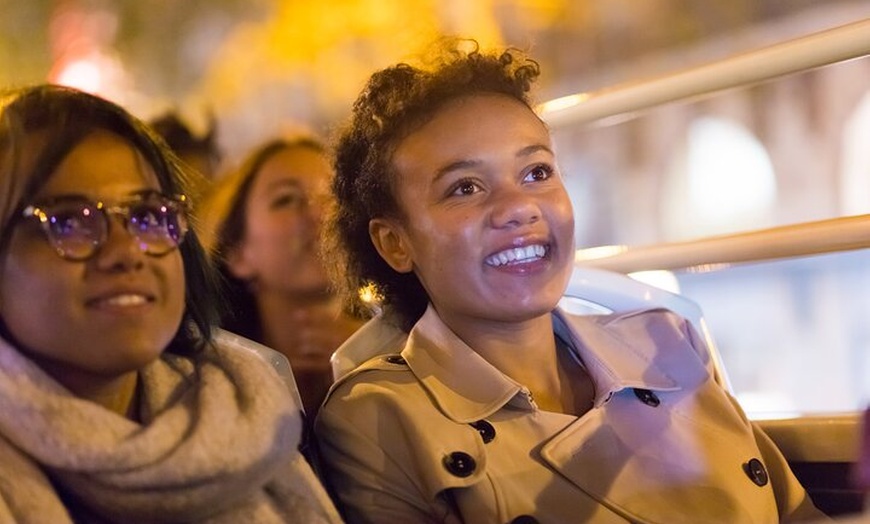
[469,420,496,444]
[744,458,769,486]
[634,388,660,407]
[510,516,539,524]
[384,355,406,365]
[442,451,476,478]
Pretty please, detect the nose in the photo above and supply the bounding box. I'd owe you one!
[92,215,146,272]
[489,186,541,229]
[302,190,328,227]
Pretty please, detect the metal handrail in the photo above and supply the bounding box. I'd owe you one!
[540,18,870,128]
[576,214,870,273]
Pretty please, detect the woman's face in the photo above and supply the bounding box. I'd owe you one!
[372,94,575,332]
[228,145,332,295]
[0,130,186,382]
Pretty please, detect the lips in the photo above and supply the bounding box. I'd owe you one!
[484,243,548,267]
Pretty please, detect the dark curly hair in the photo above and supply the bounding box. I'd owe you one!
[324,40,541,331]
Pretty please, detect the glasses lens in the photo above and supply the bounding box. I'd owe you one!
[127,197,188,255]
[44,202,105,260]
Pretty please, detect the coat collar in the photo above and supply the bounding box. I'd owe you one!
[401,306,697,423]
[401,306,528,424]
[551,309,684,407]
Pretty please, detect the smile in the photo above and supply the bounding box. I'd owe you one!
[87,293,152,308]
[485,244,548,267]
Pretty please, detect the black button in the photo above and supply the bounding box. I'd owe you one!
[442,451,476,478]
[744,458,769,486]
[469,420,496,443]
[634,388,660,407]
[384,355,406,365]
[511,516,539,524]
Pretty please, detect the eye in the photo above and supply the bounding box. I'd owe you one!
[448,179,482,197]
[523,164,554,183]
[48,204,100,236]
[129,204,169,231]
[50,211,87,234]
[271,189,306,210]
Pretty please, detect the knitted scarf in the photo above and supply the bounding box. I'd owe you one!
[0,332,342,523]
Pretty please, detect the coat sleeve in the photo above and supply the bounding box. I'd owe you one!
[314,375,464,524]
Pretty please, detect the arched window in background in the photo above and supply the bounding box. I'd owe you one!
[664,116,778,240]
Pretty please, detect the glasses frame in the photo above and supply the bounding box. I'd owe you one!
[19,192,190,261]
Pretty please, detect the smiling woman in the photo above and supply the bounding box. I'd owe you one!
[0,84,341,523]
[314,40,826,523]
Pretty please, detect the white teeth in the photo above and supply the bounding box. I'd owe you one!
[101,294,148,307]
[485,244,547,267]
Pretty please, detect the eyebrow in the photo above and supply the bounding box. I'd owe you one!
[266,179,303,191]
[432,143,555,182]
[34,189,161,204]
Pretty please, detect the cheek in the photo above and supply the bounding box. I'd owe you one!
[551,191,576,236]
[0,259,72,345]
[166,255,187,313]
[247,211,305,247]
[408,213,480,280]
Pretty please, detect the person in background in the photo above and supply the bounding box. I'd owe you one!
[200,136,366,418]
[314,41,824,523]
[149,111,222,180]
[0,85,342,523]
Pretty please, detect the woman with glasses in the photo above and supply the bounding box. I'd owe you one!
[314,42,823,523]
[0,85,341,523]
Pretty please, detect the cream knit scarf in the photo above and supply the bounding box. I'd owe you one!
[0,333,342,523]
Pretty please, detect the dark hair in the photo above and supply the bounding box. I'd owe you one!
[324,40,541,331]
[201,136,326,339]
[0,84,220,354]
[149,111,221,176]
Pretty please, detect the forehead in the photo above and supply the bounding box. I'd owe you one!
[392,94,551,169]
[36,130,161,200]
[253,145,331,189]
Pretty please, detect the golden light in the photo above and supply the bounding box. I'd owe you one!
[53,57,103,93]
[574,244,628,261]
[537,93,589,115]
[358,282,382,305]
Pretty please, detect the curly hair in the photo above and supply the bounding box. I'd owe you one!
[324,40,541,331]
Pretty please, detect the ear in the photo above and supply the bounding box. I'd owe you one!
[224,244,257,280]
[369,218,414,273]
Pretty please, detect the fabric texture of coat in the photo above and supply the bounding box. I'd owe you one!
[315,305,823,524]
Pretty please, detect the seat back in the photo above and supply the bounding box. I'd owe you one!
[215,329,305,412]
[330,310,407,381]
[330,265,732,391]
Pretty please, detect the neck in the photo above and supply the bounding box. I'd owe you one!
[37,358,140,419]
[254,288,343,353]
[439,310,593,415]
[444,311,561,387]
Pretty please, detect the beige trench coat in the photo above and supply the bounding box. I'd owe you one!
[315,306,823,524]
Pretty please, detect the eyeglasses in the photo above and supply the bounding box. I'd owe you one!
[20,192,189,261]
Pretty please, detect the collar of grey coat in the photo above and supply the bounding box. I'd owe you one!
[397,305,704,424]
